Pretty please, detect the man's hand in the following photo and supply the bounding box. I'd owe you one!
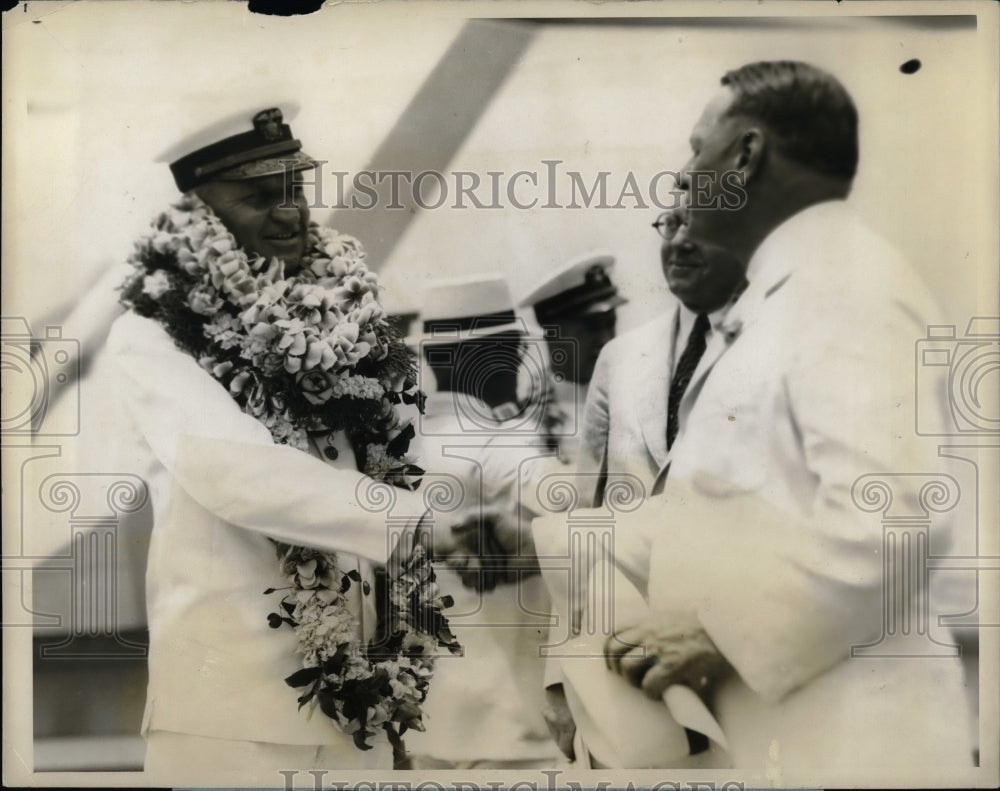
[442,510,500,591]
[541,684,576,761]
[605,611,732,702]
[444,510,540,592]
[485,508,540,578]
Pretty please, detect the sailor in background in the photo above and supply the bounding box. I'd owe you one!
[518,252,626,465]
[403,274,558,769]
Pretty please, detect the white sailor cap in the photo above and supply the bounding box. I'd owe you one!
[406,274,529,347]
[518,251,627,324]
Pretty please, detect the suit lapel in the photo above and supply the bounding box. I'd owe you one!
[637,308,678,469]
[674,258,797,431]
[662,212,818,467]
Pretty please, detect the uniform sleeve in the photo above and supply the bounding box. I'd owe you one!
[107,311,425,562]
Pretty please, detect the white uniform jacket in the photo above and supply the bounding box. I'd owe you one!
[107,312,425,754]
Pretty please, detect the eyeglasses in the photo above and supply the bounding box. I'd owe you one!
[651,210,684,241]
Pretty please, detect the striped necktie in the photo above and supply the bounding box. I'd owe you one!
[666,312,710,451]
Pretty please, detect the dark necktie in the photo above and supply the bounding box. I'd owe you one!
[662,315,717,756]
[666,312,710,451]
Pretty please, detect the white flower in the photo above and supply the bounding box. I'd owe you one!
[176,249,203,275]
[210,250,258,303]
[304,339,338,372]
[296,559,318,585]
[260,256,283,279]
[229,370,252,395]
[141,270,171,299]
[349,302,383,329]
[204,314,243,350]
[315,588,340,606]
[185,218,213,252]
[188,286,222,316]
[309,256,340,280]
[333,276,372,310]
[333,321,359,346]
[330,374,383,400]
[322,237,351,260]
[150,231,180,255]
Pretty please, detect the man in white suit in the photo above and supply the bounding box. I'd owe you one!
[579,224,746,507]
[536,61,972,775]
[108,107,465,784]
[540,214,747,765]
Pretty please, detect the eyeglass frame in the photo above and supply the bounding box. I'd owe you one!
[651,210,686,241]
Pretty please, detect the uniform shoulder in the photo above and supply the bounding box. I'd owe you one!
[106,311,199,367]
[603,312,674,354]
[107,310,161,350]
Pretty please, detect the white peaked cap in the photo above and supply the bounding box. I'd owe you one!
[517,250,626,323]
[406,274,528,346]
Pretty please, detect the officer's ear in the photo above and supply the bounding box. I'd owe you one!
[734,127,765,180]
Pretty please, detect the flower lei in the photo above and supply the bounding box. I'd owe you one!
[120,194,459,754]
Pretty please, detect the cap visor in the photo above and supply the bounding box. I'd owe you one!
[578,294,628,315]
[405,322,528,348]
[215,150,317,182]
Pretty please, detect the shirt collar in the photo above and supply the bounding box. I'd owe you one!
[677,299,736,335]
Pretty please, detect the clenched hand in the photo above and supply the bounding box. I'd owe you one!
[605,611,732,701]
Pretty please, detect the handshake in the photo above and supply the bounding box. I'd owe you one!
[418,507,540,592]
